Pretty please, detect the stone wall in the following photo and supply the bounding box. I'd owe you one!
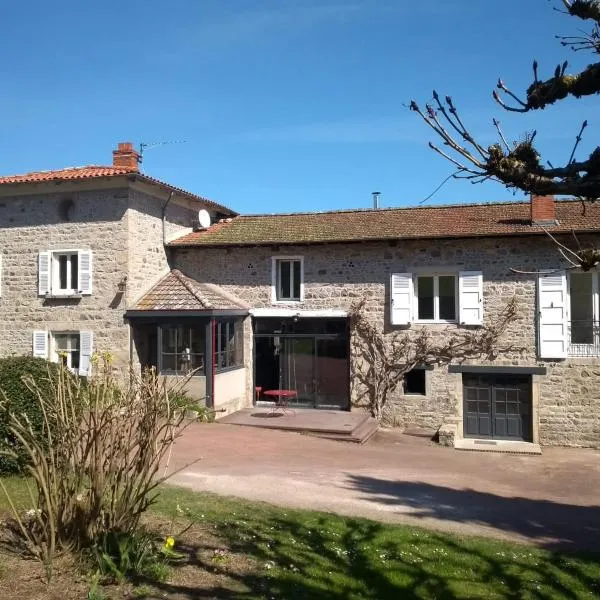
[126,187,200,306]
[539,361,600,447]
[173,235,600,448]
[0,187,131,362]
[0,182,217,370]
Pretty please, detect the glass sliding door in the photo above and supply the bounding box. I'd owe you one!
[281,338,315,406]
[315,338,348,409]
[253,318,350,410]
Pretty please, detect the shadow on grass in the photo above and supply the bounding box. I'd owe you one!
[346,475,600,552]
[140,498,600,600]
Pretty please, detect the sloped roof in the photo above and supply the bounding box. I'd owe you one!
[169,199,600,247]
[133,270,249,312]
[0,165,135,184]
[0,165,236,215]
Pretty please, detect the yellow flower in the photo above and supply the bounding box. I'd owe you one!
[164,536,175,550]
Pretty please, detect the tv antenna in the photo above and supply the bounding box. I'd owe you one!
[138,139,188,163]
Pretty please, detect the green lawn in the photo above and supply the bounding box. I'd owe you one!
[1,479,599,599]
[0,476,34,511]
[154,486,600,600]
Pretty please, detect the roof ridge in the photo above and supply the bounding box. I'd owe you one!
[235,198,582,219]
[172,269,212,308]
[21,164,132,176]
[201,281,250,310]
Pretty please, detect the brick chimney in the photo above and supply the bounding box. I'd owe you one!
[112,142,140,171]
[530,194,556,226]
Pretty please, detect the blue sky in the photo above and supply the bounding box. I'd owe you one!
[0,0,596,213]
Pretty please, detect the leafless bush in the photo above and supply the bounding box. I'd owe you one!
[0,355,195,579]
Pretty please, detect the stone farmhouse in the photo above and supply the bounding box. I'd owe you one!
[1,142,599,449]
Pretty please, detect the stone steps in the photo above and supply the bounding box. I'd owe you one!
[304,415,379,444]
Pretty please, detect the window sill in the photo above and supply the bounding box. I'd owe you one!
[272,299,303,305]
[45,292,83,300]
[414,320,457,325]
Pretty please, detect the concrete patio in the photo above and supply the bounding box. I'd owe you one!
[219,406,379,443]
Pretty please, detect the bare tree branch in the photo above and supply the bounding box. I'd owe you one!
[493,118,511,152]
[411,2,600,201]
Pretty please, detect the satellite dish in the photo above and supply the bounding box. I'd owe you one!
[197,209,211,229]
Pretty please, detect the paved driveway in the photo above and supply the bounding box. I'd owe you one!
[167,423,600,551]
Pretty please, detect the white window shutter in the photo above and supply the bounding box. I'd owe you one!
[32,331,49,359]
[38,251,51,295]
[538,272,568,359]
[79,331,93,376]
[78,250,92,295]
[390,273,413,325]
[459,271,483,325]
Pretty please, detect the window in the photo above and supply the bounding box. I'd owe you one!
[391,272,482,327]
[32,330,93,376]
[160,325,205,375]
[53,333,80,371]
[216,319,243,370]
[273,257,303,302]
[404,368,426,395]
[568,272,599,355]
[39,250,92,296]
[416,275,457,322]
[55,253,78,293]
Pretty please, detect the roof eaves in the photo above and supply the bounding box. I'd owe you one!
[133,173,237,216]
[0,168,237,216]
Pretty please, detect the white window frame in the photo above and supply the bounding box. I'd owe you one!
[567,271,600,357]
[51,332,81,372]
[37,330,94,376]
[414,273,458,324]
[52,251,79,295]
[271,256,304,303]
[39,249,92,297]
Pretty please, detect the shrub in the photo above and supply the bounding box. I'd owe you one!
[0,355,193,580]
[0,356,59,474]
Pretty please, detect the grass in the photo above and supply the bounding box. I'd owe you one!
[153,486,600,599]
[1,479,599,599]
[0,476,34,511]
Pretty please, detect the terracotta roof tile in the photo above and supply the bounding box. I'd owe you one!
[133,270,249,311]
[0,165,236,215]
[0,165,136,184]
[169,199,600,247]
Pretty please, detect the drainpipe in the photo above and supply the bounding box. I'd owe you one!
[211,317,217,409]
[161,191,174,246]
[204,317,217,409]
[128,321,134,365]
